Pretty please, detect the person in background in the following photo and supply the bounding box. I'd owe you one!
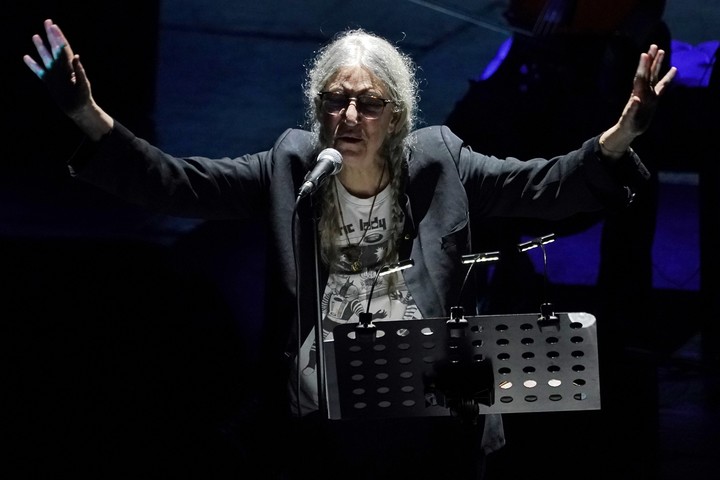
[23,18,675,480]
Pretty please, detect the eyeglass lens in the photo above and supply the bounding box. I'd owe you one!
[320,92,389,119]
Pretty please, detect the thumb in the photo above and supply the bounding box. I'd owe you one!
[72,55,86,85]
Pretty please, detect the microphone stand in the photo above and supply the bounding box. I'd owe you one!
[309,196,329,419]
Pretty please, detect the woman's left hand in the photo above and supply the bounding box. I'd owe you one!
[619,44,677,137]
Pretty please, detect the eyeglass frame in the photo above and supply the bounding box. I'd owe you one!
[317,91,396,119]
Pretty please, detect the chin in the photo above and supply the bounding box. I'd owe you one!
[336,145,364,159]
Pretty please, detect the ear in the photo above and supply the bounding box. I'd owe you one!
[388,111,400,134]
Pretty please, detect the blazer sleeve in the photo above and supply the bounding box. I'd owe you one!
[443,126,650,220]
[68,121,277,220]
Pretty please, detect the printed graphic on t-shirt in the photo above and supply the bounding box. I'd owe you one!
[290,181,422,415]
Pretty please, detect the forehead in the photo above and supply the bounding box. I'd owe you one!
[325,66,387,94]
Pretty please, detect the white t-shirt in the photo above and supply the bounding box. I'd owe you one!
[290,179,422,415]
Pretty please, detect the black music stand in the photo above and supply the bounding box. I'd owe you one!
[324,312,600,420]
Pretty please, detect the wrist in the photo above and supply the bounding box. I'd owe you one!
[599,138,628,157]
[599,126,635,160]
[70,103,113,141]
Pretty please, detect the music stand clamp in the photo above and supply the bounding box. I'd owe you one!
[355,312,378,342]
[447,305,468,337]
[538,302,559,331]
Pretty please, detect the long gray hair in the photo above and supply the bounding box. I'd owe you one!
[302,29,420,269]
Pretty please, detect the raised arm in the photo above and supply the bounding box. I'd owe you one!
[598,43,677,159]
[23,19,113,141]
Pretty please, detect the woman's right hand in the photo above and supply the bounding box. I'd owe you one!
[24,19,113,140]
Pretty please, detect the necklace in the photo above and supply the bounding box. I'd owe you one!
[334,162,387,272]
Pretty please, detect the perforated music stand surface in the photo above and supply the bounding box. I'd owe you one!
[325,312,600,420]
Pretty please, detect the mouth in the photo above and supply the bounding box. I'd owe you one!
[335,134,363,145]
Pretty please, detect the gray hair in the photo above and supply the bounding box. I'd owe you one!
[303,28,420,158]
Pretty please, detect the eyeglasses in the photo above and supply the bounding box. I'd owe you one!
[318,91,395,119]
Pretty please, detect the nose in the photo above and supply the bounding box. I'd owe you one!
[343,98,359,125]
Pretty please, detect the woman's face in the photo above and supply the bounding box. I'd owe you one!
[320,66,398,171]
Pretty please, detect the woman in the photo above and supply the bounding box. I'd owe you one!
[24,19,675,479]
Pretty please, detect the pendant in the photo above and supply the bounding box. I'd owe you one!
[345,245,362,272]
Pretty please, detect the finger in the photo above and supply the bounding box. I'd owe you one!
[654,66,678,96]
[632,52,652,92]
[646,43,659,58]
[646,43,659,81]
[23,54,45,78]
[32,34,53,68]
[650,49,666,84]
[43,18,56,48]
[47,22,71,59]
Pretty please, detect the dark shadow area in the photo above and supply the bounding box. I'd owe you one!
[2,236,259,478]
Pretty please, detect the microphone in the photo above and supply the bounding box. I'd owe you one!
[297,148,343,199]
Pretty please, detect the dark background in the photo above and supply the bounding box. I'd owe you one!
[3,1,719,478]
